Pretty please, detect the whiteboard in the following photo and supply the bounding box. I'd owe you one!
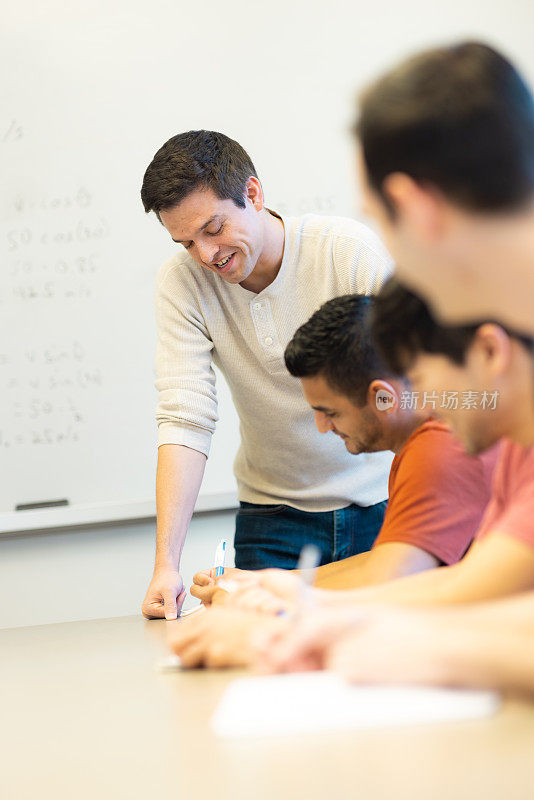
[1,0,533,533]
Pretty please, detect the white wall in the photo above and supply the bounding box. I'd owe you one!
[0,510,236,629]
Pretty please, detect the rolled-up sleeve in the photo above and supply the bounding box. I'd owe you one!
[154,264,218,457]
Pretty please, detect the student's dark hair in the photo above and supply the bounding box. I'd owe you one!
[355,41,534,215]
[284,294,395,406]
[371,277,534,375]
[141,130,258,216]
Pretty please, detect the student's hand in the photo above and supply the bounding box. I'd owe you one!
[255,569,302,610]
[223,569,304,615]
[254,606,367,673]
[141,567,186,621]
[167,606,288,669]
[193,566,253,586]
[220,570,296,615]
[196,569,301,615]
[225,584,290,615]
[190,567,305,614]
[190,567,257,605]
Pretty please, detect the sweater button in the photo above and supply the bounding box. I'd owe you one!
[253,302,261,311]
[264,336,273,346]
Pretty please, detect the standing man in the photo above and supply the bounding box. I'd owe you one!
[140,130,392,619]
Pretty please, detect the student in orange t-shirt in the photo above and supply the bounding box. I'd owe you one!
[191,295,496,600]
[238,279,534,679]
[167,295,497,668]
[372,419,497,569]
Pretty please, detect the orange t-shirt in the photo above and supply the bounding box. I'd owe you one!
[476,437,534,548]
[373,420,499,565]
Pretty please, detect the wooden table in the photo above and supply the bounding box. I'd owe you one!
[1,615,533,800]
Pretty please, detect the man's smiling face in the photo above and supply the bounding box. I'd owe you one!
[159,181,264,285]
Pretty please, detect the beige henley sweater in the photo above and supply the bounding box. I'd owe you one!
[155,213,394,512]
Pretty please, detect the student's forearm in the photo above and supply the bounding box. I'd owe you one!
[454,634,534,695]
[423,606,534,694]
[356,535,534,608]
[447,591,534,635]
[316,543,439,591]
[315,552,371,589]
[318,562,456,607]
[315,550,414,590]
[319,533,534,609]
[154,444,207,569]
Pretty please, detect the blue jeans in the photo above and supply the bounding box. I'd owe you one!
[234,500,387,570]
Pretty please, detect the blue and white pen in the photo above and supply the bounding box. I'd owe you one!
[214,539,228,578]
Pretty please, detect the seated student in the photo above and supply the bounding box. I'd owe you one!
[167,293,496,667]
[192,294,495,599]
[237,278,534,675]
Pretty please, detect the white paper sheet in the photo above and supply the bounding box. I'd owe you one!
[180,605,204,617]
[211,671,500,738]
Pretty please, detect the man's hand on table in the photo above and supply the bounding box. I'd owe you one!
[142,566,186,621]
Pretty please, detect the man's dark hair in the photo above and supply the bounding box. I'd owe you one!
[371,277,534,375]
[356,41,534,215]
[284,294,396,406]
[141,130,258,216]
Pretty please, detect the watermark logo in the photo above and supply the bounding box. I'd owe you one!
[376,389,395,410]
[398,390,499,411]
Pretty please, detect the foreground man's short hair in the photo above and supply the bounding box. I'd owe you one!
[356,41,534,215]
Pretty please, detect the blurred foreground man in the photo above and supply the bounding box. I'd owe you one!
[355,41,534,334]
